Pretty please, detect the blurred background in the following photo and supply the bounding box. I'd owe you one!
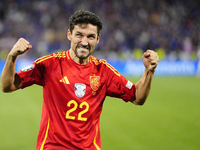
[0,0,200,150]
[0,0,200,76]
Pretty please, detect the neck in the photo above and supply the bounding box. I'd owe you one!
[69,49,90,65]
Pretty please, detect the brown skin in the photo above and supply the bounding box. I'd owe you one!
[1,23,159,105]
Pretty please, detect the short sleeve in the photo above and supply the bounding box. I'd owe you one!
[105,65,135,102]
[16,61,46,88]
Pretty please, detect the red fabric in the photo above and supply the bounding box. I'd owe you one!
[16,51,135,150]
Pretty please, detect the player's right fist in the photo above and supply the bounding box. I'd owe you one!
[9,38,32,57]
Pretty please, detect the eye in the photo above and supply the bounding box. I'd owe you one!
[88,35,95,39]
[76,33,82,37]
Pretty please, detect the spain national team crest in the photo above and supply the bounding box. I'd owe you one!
[90,76,100,91]
[74,83,86,97]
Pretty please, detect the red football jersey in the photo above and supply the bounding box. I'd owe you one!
[16,51,135,150]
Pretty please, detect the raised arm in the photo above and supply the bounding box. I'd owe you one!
[1,38,32,92]
[130,50,159,105]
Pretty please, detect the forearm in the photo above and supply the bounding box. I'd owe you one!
[1,54,20,92]
[132,68,154,105]
[1,38,31,92]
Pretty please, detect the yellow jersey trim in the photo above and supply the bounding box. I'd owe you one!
[40,117,50,150]
[36,56,53,64]
[36,52,68,64]
[102,60,121,76]
[66,51,70,59]
[53,51,66,58]
[93,125,101,150]
[91,56,121,77]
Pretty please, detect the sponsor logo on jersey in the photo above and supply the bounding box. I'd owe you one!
[59,76,70,84]
[74,83,86,97]
[126,80,133,89]
[21,64,35,71]
[90,76,100,91]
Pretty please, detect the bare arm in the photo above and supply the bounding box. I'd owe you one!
[1,38,32,92]
[130,50,159,105]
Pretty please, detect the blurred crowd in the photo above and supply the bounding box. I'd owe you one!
[0,0,199,60]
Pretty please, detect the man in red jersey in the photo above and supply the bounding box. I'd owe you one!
[1,10,159,150]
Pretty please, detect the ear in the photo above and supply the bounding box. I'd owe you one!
[67,29,72,41]
[96,34,101,44]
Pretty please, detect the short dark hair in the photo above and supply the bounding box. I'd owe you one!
[69,10,103,35]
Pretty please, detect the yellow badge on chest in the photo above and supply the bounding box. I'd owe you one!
[90,75,100,91]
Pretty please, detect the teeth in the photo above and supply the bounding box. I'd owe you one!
[79,48,88,50]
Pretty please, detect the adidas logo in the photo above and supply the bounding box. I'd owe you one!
[60,76,70,84]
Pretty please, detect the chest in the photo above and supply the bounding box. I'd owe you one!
[46,60,106,102]
[42,60,107,123]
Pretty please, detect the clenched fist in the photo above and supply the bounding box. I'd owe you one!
[9,38,32,57]
[142,50,159,72]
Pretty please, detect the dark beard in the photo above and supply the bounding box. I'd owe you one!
[74,44,91,59]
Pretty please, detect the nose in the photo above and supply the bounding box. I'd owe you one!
[81,37,88,46]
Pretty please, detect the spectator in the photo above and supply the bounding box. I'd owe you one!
[0,0,199,60]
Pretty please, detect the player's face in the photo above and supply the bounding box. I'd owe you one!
[68,23,100,59]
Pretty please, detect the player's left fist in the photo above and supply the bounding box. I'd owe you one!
[142,50,159,72]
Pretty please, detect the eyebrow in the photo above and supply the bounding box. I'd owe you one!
[75,31,82,35]
[76,31,96,38]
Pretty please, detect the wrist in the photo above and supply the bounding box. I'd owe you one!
[8,50,18,57]
[7,52,18,62]
[145,67,155,74]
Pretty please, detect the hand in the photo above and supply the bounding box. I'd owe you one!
[142,50,159,72]
[9,38,32,57]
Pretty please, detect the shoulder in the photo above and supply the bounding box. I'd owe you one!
[90,56,121,77]
[90,55,109,65]
[35,51,67,64]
